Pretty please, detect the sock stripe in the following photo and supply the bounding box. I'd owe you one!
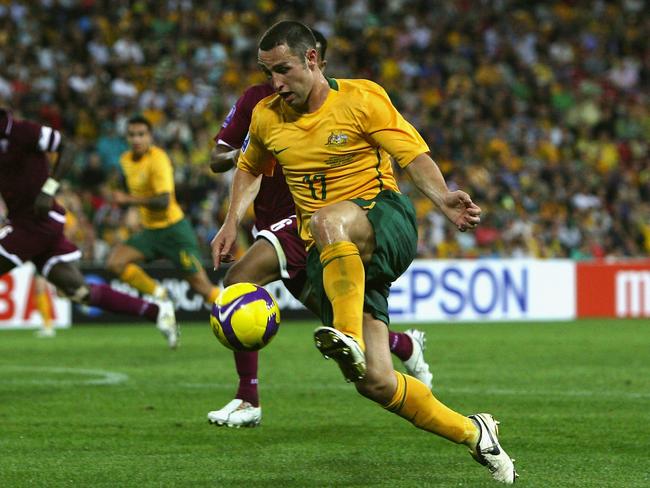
[386,372,408,413]
[320,241,359,267]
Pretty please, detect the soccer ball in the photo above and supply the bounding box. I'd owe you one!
[210,283,281,351]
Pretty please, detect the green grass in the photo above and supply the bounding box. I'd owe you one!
[1,319,649,487]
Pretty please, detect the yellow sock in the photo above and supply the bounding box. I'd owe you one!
[120,263,158,295]
[320,241,365,350]
[35,287,53,330]
[208,287,221,304]
[384,372,479,445]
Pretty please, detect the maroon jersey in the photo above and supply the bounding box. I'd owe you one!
[215,84,295,230]
[0,109,65,219]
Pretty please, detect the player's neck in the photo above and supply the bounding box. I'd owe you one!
[304,74,330,114]
[131,147,150,160]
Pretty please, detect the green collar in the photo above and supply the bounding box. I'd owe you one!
[327,78,339,90]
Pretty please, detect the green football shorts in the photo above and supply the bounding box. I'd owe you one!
[126,217,204,274]
[306,190,418,326]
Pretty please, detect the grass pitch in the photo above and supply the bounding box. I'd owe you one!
[0,319,649,487]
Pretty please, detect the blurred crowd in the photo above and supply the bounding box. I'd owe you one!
[1,0,648,263]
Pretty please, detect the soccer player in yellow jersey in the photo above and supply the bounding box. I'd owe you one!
[211,21,517,483]
[107,115,221,347]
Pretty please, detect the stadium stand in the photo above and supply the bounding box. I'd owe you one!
[0,0,647,261]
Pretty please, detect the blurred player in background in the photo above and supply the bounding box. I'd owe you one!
[207,30,432,428]
[211,21,517,484]
[0,108,178,347]
[106,114,221,347]
[33,275,55,337]
[1,195,54,337]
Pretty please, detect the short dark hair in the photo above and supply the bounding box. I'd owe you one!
[127,114,152,131]
[312,29,327,60]
[259,21,316,61]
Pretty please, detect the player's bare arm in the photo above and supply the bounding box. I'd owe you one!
[210,167,262,269]
[404,153,481,232]
[112,190,170,210]
[209,144,240,174]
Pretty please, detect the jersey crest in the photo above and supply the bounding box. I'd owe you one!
[326,131,349,147]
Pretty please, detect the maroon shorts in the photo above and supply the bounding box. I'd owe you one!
[254,215,307,300]
[0,210,81,277]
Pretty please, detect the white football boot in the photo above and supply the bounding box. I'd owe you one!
[314,326,366,382]
[402,329,433,389]
[156,299,179,349]
[35,327,56,338]
[207,399,262,428]
[153,285,168,301]
[468,413,518,484]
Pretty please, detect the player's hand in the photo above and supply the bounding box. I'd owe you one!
[211,221,238,270]
[34,192,54,219]
[442,190,482,232]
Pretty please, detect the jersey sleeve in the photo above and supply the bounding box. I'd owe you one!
[361,81,429,168]
[215,96,250,149]
[13,120,63,153]
[215,86,265,149]
[150,150,175,194]
[237,107,274,177]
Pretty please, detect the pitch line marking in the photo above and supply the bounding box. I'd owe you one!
[179,382,650,399]
[0,366,129,386]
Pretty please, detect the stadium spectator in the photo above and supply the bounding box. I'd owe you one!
[0,1,646,261]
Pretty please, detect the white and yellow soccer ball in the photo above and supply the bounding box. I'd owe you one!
[210,283,281,351]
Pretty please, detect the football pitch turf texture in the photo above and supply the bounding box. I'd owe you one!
[1,319,648,487]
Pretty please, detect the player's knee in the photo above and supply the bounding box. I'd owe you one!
[310,207,335,234]
[310,207,347,245]
[106,254,127,275]
[223,265,243,288]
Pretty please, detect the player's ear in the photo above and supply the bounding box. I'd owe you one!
[306,48,318,70]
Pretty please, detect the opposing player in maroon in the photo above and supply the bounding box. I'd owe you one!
[0,108,178,346]
[206,31,432,428]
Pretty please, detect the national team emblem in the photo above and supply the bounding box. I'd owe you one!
[326,131,349,147]
[222,104,237,128]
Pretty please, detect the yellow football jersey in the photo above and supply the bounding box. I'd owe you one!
[238,78,429,246]
[119,145,184,229]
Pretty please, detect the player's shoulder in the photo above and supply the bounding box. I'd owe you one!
[150,145,171,161]
[336,78,387,96]
[240,83,275,103]
[250,90,282,121]
[2,110,41,141]
[119,149,133,164]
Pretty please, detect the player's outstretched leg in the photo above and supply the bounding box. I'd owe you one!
[388,329,433,389]
[382,371,517,484]
[208,350,261,427]
[48,262,179,348]
[361,316,516,484]
[88,282,179,349]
